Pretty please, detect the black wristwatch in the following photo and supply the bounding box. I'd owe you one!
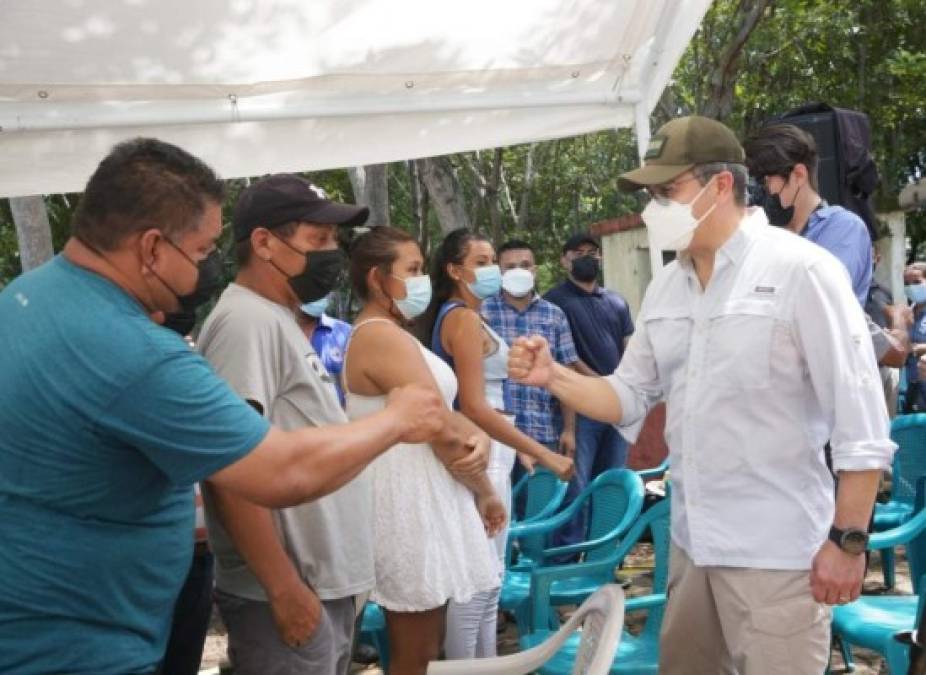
[829,525,869,556]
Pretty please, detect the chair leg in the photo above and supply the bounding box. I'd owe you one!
[836,634,855,673]
[885,636,911,675]
[883,547,897,590]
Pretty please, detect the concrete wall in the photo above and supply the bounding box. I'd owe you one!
[601,225,651,319]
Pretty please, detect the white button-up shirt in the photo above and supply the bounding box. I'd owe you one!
[608,211,896,570]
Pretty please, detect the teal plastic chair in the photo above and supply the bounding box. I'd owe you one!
[501,468,645,635]
[508,468,569,569]
[518,495,671,674]
[833,476,926,674]
[359,601,390,670]
[875,414,926,588]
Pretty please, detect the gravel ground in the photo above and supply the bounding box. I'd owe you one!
[199,545,912,674]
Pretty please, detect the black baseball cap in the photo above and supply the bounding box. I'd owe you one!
[233,174,369,242]
[562,232,600,254]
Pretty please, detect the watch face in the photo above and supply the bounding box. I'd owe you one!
[843,530,868,555]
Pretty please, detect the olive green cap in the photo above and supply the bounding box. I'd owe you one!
[617,116,746,192]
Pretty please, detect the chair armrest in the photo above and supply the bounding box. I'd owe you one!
[509,495,587,539]
[625,593,666,612]
[637,460,669,481]
[869,506,926,550]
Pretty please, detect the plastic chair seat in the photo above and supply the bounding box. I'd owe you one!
[832,595,917,651]
[874,501,913,528]
[521,630,659,674]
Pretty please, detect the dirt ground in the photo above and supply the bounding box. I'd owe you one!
[198,545,911,674]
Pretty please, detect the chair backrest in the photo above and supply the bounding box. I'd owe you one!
[522,469,568,522]
[425,585,625,675]
[891,414,926,505]
[512,469,568,562]
[584,469,645,563]
[906,476,926,594]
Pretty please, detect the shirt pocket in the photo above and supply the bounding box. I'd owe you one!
[643,306,692,385]
[707,298,776,390]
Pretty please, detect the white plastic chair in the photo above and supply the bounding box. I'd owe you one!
[427,584,625,675]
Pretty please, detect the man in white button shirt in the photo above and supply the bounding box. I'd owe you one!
[509,116,896,674]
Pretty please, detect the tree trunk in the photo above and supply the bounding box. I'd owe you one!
[10,195,54,272]
[700,0,773,120]
[418,156,471,234]
[517,143,537,229]
[347,164,390,226]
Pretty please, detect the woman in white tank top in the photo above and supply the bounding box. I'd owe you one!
[424,228,574,659]
[342,227,505,675]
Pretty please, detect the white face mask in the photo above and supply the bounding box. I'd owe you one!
[501,268,534,297]
[641,178,717,251]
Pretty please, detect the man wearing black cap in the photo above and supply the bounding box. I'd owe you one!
[543,231,634,553]
[196,174,377,674]
[509,116,895,673]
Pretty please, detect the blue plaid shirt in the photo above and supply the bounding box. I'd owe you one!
[482,293,579,444]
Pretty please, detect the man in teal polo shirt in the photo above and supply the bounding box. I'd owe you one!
[0,138,445,674]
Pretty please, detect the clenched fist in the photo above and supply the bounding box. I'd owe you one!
[508,335,555,387]
[386,384,445,444]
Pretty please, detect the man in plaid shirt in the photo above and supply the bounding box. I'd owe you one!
[482,239,580,508]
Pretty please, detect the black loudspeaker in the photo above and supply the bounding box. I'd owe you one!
[778,103,880,239]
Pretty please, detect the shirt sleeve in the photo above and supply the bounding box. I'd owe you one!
[604,316,664,444]
[198,307,282,414]
[553,310,579,365]
[793,256,896,472]
[98,349,271,486]
[811,211,873,307]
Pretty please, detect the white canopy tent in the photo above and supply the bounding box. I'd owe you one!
[0,0,711,201]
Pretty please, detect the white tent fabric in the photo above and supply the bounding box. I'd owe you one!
[0,0,711,198]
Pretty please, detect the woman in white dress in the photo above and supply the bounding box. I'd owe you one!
[426,228,574,659]
[343,226,506,675]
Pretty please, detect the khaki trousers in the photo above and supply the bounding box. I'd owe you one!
[659,544,831,675]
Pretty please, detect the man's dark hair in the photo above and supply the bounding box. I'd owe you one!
[743,124,820,191]
[498,239,534,257]
[72,138,225,250]
[235,221,299,267]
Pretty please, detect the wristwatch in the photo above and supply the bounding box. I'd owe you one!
[829,525,869,555]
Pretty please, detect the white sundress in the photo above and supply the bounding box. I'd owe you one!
[344,319,499,612]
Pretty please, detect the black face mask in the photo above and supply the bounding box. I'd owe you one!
[269,233,345,303]
[571,255,600,283]
[761,190,796,227]
[157,242,225,334]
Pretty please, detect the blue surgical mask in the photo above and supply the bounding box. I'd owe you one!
[906,284,926,305]
[300,294,331,318]
[392,274,432,320]
[467,264,502,300]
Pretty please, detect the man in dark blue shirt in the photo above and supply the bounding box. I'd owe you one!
[544,232,634,550]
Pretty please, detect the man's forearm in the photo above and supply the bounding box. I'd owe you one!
[205,484,303,599]
[210,407,406,508]
[834,470,882,529]
[549,363,623,424]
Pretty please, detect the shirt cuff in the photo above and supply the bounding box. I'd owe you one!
[830,439,897,473]
[604,372,649,444]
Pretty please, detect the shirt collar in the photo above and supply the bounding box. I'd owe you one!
[566,279,603,296]
[677,213,752,273]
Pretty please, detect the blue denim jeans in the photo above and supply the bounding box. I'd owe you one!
[552,415,628,554]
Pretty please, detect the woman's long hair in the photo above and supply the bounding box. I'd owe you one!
[416,227,489,346]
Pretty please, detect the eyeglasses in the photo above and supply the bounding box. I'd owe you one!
[643,175,699,205]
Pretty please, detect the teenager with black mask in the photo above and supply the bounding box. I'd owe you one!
[744,123,873,307]
[543,232,634,555]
